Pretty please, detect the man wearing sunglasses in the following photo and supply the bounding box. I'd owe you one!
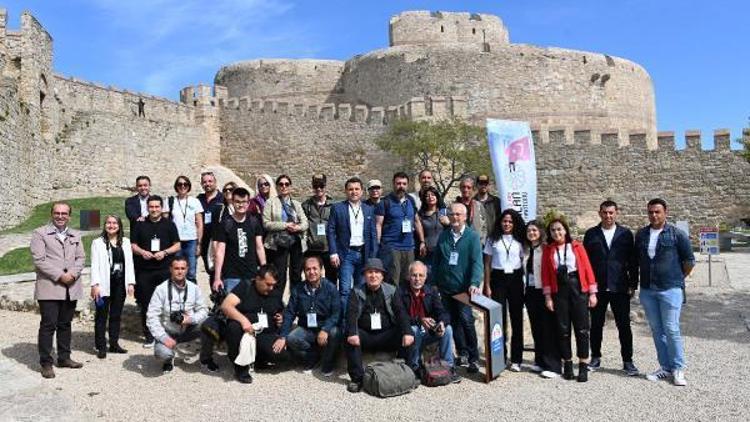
[302,174,337,283]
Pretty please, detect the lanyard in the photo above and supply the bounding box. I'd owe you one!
[176,197,189,222]
[500,236,512,259]
[349,202,361,222]
[556,243,568,266]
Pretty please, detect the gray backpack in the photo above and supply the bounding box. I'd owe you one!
[363,360,419,398]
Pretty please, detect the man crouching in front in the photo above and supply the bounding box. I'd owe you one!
[222,265,289,383]
[146,256,208,373]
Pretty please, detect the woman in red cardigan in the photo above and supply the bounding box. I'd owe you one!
[541,217,598,382]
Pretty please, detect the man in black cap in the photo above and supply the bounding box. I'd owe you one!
[344,258,414,393]
[302,174,337,283]
[474,174,501,236]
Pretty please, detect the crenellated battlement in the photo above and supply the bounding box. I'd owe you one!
[218,95,468,125]
[179,84,227,107]
[529,126,743,153]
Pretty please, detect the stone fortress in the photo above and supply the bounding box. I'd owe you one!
[0,9,747,234]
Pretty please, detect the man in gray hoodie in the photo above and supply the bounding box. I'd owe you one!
[147,256,208,373]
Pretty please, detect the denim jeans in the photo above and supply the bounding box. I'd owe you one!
[222,278,244,294]
[337,248,364,319]
[441,295,479,363]
[286,326,340,371]
[178,239,198,282]
[408,324,455,369]
[640,287,686,371]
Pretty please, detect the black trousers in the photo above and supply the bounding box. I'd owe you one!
[589,291,634,362]
[553,273,590,361]
[268,240,303,299]
[94,277,126,350]
[346,326,403,382]
[525,287,562,373]
[200,234,214,280]
[490,269,525,364]
[38,298,77,365]
[225,319,290,368]
[135,268,169,341]
[441,295,479,363]
[304,250,338,284]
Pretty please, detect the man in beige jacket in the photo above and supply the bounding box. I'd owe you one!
[30,202,86,378]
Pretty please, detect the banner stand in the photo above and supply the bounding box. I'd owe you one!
[453,293,504,382]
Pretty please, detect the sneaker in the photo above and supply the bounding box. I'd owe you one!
[509,363,521,372]
[455,355,469,367]
[143,340,155,349]
[467,361,479,374]
[347,381,363,393]
[672,369,687,386]
[540,370,560,379]
[162,359,174,374]
[201,359,219,372]
[623,361,640,376]
[646,368,671,382]
[40,365,55,379]
[527,364,543,373]
[589,357,601,372]
[321,369,334,377]
[450,368,462,384]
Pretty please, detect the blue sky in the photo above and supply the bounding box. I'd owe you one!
[4,0,748,148]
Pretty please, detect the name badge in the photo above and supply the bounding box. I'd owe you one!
[257,312,269,329]
[150,238,160,252]
[370,312,382,330]
[401,219,412,233]
[204,212,212,224]
[307,312,318,328]
[449,251,459,266]
[317,223,326,236]
[113,263,123,272]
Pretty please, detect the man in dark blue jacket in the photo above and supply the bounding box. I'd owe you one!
[125,175,152,227]
[583,200,639,376]
[398,261,459,383]
[326,177,378,317]
[277,256,340,376]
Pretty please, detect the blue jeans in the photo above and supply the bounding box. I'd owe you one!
[178,240,198,282]
[222,278,244,294]
[640,287,686,371]
[337,248,364,320]
[441,295,479,363]
[408,324,455,369]
[286,326,340,371]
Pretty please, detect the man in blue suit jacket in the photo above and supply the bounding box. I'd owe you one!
[326,177,378,317]
[583,200,639,376]
[125,175,152,226]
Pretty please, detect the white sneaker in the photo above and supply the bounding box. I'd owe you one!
[540,370,560,379]
[509,363,522,372]
[672,369,687,386]
[321,370,334,377]
[142,340,155,349]
[646,368,671,382]
[527,364,543,373]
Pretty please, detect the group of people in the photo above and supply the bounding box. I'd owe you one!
[30,170,695,391]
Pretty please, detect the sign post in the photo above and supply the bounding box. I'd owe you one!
[453,293,504,382]
[699,226,720,287]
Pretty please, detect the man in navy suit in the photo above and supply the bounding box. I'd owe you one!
[326,177,378,317]
[583,200,639,376]
[125,175,152,226]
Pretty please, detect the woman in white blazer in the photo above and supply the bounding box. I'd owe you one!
[90,215,135,358]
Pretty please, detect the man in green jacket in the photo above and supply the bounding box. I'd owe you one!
[432,202,483,373]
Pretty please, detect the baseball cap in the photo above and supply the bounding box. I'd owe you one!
[367,179,382,190]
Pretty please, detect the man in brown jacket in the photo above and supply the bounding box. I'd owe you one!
[30,202,86,378]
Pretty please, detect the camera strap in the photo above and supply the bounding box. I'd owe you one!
[168,279,189,313]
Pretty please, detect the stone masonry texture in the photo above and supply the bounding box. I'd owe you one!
[0,8,747,237]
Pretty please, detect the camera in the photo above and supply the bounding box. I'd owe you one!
[170,311,184,324]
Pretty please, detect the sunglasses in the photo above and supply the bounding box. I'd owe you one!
[259,182,270,187]
[278,182,291,187]
[313,184,326,189]
[176,182,190,187]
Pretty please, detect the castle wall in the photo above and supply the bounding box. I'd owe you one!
[218,99,404,193]
[214,59,345,103]
[338,44,656,146]
[389,11,509,47]
[534,129,750,237]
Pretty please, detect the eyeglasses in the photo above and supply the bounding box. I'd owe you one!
[368,187,381,190]
[176,182,189,187]
[259,182,270,187]
[278,182,290,187]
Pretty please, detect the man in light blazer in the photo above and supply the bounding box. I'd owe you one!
[30,202,86,379]
[583,200,639,376]
[326,177,378,318]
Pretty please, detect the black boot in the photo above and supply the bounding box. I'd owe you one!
[563,360,575,380]
[577,362,589,382]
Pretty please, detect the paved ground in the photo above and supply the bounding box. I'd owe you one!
[0,253,748,421]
